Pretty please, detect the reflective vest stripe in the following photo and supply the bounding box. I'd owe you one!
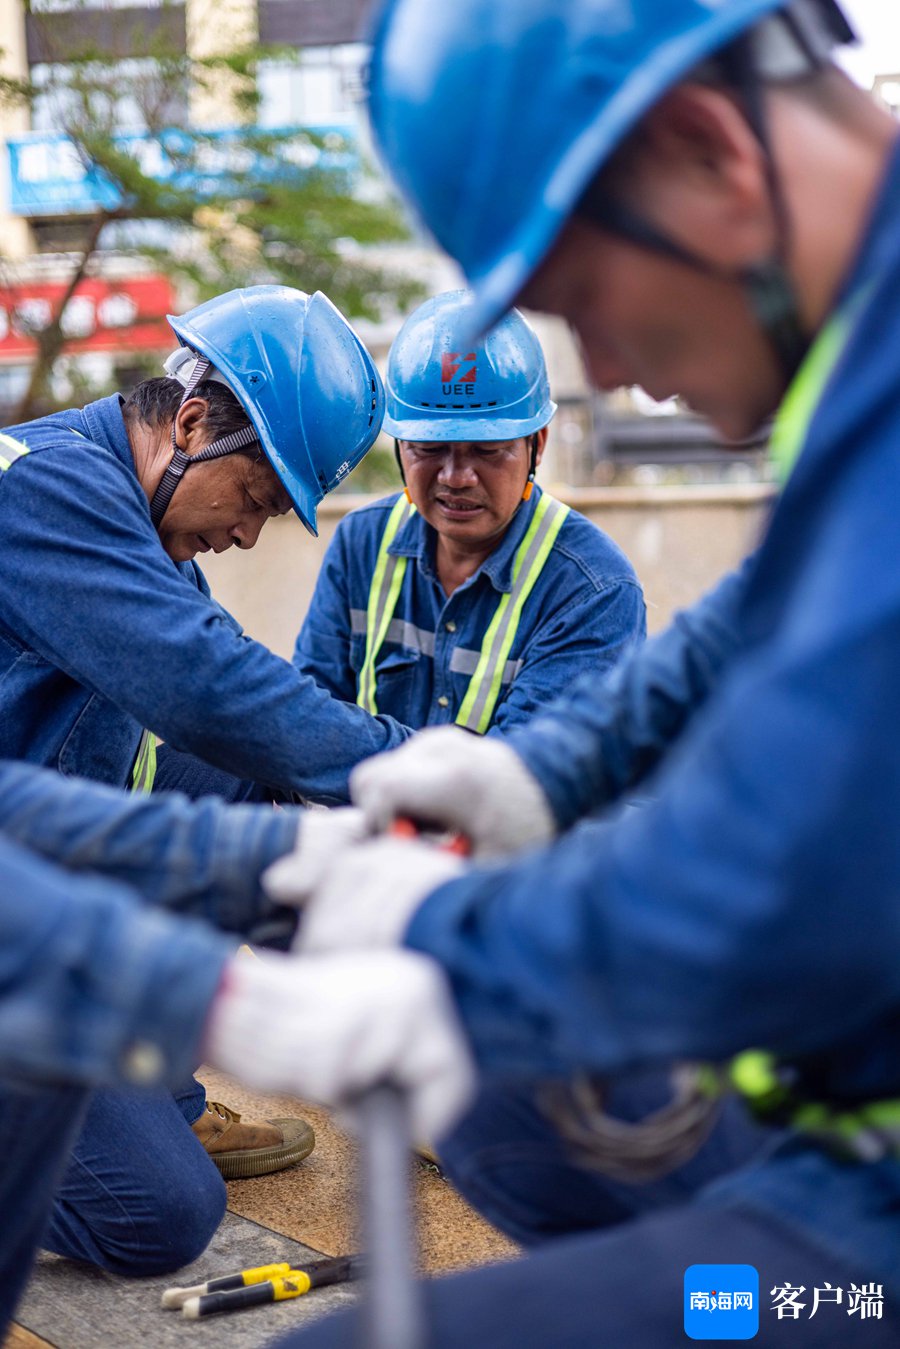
[0,433,29,471]
[725,287,891,1162]
[456,494,569,734]
[130,729,157,794]
[357,493,569,731]
[726,1050,900,1162]
[356,496,415,714]
[768,285,870,483]
[349,609,524,683]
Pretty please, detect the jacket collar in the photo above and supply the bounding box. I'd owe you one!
[387,485,544,595]
[79,394,135,475]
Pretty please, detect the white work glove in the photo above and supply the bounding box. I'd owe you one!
[290,835,467,954]
[350,725,556,859]
[265,806,371,905]
[204,948,477,1142]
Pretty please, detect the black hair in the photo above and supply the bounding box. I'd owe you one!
[122,378,263,461]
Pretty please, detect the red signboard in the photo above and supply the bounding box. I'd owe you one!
[0,274,177,359]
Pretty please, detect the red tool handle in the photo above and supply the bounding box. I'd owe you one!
[389,817,471,857]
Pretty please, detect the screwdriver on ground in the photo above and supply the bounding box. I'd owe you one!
[180,1255,360,1319]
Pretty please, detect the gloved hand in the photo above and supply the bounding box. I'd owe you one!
[204,948,476,1142]
[350,725,556,859]
[265,806,371,905]
[290,835,467,954]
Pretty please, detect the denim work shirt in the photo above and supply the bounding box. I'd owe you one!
[295,486,646,734]
[0,759,299,1090]
[407,137,900,1110]
[0,396,412,801]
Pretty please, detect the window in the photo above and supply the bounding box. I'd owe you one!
[258,44,367,128]
[30,58,188,136]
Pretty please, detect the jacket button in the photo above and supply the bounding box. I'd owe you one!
[437,695,450,708]
[122,1041,165,1085]
[445,620,457,633]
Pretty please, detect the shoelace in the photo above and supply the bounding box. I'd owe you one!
[205,1101,242,1125]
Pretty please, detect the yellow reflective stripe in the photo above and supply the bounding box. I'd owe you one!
[130,730,157,794]
[0,432,29,471]
[356,497,415,714]
[729,1049,900,1156]
[456,494,569,734]
[769,286,871,484]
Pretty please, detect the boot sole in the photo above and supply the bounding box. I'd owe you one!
[209,1119,316,1181]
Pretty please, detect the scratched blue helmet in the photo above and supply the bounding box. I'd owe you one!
[383,290,556,441]
[166,286,384,535]
[368,0,853,333]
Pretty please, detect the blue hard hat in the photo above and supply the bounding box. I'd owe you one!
[368,0,850,334]
[167,285,384,535]
[383,290,556,441]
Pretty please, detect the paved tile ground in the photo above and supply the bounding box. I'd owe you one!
[6,1069,516,1348]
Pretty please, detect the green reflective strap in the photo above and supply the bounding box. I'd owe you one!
[130,730,157,794]
[728,1049,900,1160]
[0,432,29,471]
[768,286,871,485]
[456,494,570,735]
[729,1049,793,1117]
[356,497,415,714]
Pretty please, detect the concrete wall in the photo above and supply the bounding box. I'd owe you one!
[201,483,774,658]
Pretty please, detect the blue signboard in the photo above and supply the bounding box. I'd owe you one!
[6,124,358,217]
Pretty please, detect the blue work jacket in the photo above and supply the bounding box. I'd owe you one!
[0,760,299,1089]
[0,396,412,801]
[407,137,900,1107]
[294,486,646,733]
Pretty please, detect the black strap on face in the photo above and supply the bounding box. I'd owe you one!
[576,167,809,387]
[149,354,260,528]
[393,437,406,486]
[526,432,539,489]
[572,0,847,387]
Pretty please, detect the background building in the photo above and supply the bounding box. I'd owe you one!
[0,0,895,485]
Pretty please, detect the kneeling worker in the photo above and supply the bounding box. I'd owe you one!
[0,285,398,1276]
[295,289,646,732]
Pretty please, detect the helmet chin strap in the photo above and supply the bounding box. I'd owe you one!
[574,187,809,388]
[574,0,850,391]
[522,433,540,501]
[150,352,260,529]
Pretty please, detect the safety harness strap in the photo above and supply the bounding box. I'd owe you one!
[357,493,569,731]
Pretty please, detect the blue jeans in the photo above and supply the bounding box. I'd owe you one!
[276,1081,900,1348]
[438,1073,774,1245]
[0,1082,89,1332]
[0,1076,225,1334]
[42,1081,225,1275]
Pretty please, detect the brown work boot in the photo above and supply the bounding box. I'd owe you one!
[192,1100,315,1180]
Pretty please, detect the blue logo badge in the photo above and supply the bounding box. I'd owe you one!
[684,1265,759,1339]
